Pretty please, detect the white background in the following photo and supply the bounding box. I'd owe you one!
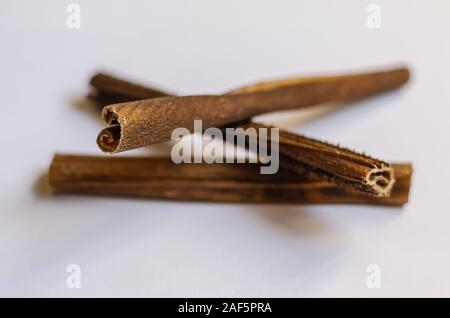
[1,0,449,297]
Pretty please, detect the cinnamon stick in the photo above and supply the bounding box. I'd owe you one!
[96,67,409,153]
[235,122,394,197]
[49,154,412,206]
[91,69,410,197]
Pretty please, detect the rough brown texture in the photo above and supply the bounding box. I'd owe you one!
[235,122,394,197]
[92,69,409,197]
[97,67,410,153]
[49,154,412,205]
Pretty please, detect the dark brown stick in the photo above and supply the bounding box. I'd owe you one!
[49,154,412,206]
[90,73,170,105]
[235,122,394,196]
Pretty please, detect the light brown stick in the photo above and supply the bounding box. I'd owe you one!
[49,154,412,206]
[96,67,409,153]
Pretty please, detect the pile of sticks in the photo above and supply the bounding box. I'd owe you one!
[49,67,412,206]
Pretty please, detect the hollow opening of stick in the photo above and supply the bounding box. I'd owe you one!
[97,107,122,152]
[97,125,121,152]
[103,107,119,125]
[366,166,395,197]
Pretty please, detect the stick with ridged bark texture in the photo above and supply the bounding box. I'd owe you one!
[97,67,410,153]
[234,122,395,197]
[48,154,412,206]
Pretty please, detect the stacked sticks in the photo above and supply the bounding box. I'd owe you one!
[49,67,412,205]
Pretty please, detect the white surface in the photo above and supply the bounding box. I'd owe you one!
[1,0,449,297]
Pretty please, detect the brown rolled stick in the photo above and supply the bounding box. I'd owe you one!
[91,68,410,197]
[49,154,412,206]
[96,67,409,153]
